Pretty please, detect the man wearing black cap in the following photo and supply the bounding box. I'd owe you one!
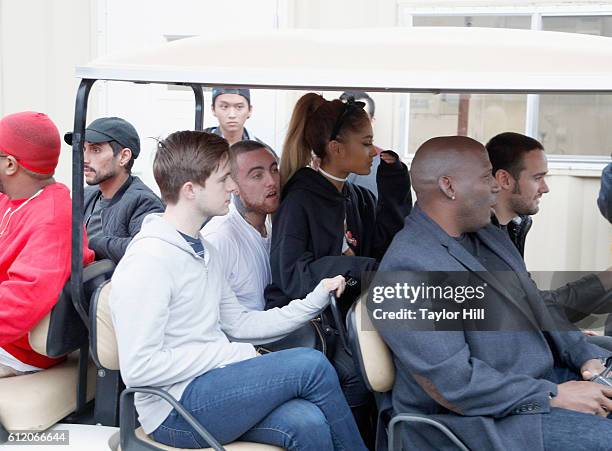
[205,88,270,149]
[65,117,164,263]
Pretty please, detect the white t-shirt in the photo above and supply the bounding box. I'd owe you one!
[202,204,271,311]
[0,347,42,372]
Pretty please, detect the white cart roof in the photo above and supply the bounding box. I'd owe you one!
[76,27,612,93]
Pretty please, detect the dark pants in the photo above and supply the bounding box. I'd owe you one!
[543,408,612,451]
[541,366,612,451]
[330,333,371,408]
[330,335,376,449]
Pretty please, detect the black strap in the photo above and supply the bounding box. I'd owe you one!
[376,392,393,451]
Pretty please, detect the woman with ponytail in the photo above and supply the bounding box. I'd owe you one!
[265,93,412,446]
[267,92,411,308]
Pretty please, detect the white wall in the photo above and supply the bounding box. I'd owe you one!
[0,0,95,187]
[92,0,282,192]
[398,0,612,12]
[1,0,609,273]
[526,169,611,272]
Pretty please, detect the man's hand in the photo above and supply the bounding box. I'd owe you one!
[581,358,606,380]
[551,380,612,417]
[322,275,346,298]
[583,330,601,337]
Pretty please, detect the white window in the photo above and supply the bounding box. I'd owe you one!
[398,4,612,162]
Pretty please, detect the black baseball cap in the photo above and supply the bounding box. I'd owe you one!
[64,117,141,158]
[211,88,251,106]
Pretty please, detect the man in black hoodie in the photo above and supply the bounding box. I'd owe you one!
[65,117,164,263]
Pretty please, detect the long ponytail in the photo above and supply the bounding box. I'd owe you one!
[280,93,325,188]
[280,93,370,188]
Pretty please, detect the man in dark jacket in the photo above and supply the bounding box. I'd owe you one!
[599,161,612,224]
[485,132,548,256]
[65,117,164,263]
[204,88,272,151]
[597,161,612,334]
[486,132,612,329]
[376,136,612,451]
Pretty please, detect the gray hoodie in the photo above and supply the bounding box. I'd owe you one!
[110,214,331,433]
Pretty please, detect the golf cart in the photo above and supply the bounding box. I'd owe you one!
[2,26,612,451]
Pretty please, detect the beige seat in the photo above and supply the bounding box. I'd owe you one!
[94,282,283,451]
[0,308,96,433]
[113,429,282,451]
[348,295,395,393]
[0,352,96,431]
[347,295,470,451]
[0,260,115,440]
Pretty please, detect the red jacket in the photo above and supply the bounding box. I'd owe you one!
[0,183,95,368]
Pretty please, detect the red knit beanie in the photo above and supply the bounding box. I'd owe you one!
[0,111,61,175]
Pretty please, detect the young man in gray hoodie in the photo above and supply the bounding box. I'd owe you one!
[109,130,367,451]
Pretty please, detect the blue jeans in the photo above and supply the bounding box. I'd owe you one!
[151,348,367,450]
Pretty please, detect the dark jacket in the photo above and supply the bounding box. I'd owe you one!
[204,126,276,158]
[377,205,611,451]
[492,214,609,323]
[492,214,532,258]
[265,153,412,309]
[598,162,612,223]
[84,176,164,263]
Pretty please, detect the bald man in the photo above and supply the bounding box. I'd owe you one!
[373,136,612,451]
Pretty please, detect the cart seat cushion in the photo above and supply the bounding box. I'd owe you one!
[0,352,96,431]
[94,282,120,371]
[353,297,395,393]
[117,427,284,450]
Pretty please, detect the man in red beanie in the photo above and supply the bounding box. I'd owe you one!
[0,111,94,377]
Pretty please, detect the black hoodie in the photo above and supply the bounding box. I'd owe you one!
[265,153,412,309]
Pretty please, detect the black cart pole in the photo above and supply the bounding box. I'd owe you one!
[191,84,204,131]
[70,79,95,314]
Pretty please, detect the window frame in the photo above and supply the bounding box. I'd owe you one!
[397,3,612,165]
